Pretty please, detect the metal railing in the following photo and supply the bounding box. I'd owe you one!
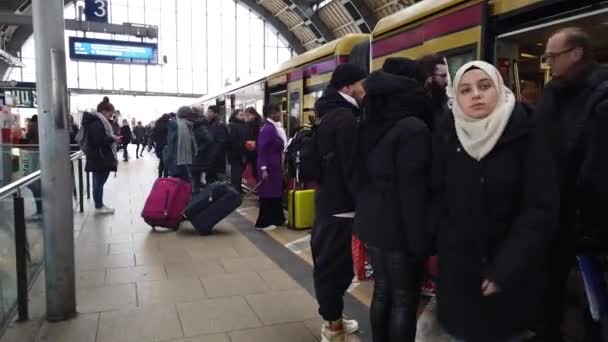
[0,150,87,335]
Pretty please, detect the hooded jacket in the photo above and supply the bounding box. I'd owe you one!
[353,71,433,255]
[313,86,359,220]
[81,111,117,173]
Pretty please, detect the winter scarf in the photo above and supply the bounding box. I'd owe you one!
[452,60,515,161]
[94,111,117,156]
[176,117,197,166]
[268,118,287,147]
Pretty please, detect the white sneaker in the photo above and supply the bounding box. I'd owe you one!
[321,325,345,342]
[95,206,115,215]
[320,318,359,342]
[342,318,359,334]
[255,225,277,231]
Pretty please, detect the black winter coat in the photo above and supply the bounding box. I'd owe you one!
[82,112,117,173]
[314,86,359,221]
[207,118,229,174]
[228,117,248,162]
[536,64,608,252]
[153,116,169,158]
[133,126,146,144]
[120,125,132,144]
[353,71,433,256]
[432,105,558,341]
[191,118,215,171]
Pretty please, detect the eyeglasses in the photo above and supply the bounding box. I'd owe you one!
[541,47,575,63]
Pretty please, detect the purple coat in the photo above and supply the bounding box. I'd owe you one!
[257,120,284,198]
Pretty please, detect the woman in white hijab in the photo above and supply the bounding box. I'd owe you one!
[431,61,559,342]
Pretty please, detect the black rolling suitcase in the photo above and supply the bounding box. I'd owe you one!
[184,182,242,235]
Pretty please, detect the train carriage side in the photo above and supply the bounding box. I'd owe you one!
[265,33,370,137]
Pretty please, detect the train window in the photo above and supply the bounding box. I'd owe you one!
[349,40,371,73]
[445,49,476,80]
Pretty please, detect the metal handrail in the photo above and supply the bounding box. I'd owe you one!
[0,151,84,199]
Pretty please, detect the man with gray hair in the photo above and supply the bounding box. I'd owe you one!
[535,27,608,342]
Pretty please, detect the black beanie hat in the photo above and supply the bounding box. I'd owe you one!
[382,57,426,84]
[329,63,367,90]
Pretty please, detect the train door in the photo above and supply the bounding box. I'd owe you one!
[287,79,303,138]
[493,5,608,106]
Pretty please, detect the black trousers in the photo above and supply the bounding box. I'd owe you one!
[190,168,204,194]
[368,247,422,342]
[311,217,354,321]
[136,143,144,157]
[255,198,285,228]
[122,143,129,161]
[230,158,244,193]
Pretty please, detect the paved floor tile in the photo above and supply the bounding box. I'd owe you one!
[201,272,269,298]
[221,256,278,273]
[76,254,135,271]
[77,283,137,313]
[0,320,41,342]
[176,297,261,336]
[246,289,319,325]
[135,249,192,266]
[137,278,206,305]
[229,322,318,342]
[108,241,159,255]
[258,269,303,291]
[36,313,99,342]
[76,270,107,288]
[187,244,240,261]
[169,335,230,342]
[97,304,183,342]
[106,265,166,284]
[165,261,225,280]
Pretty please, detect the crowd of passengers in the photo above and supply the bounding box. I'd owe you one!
[79,26,608,342]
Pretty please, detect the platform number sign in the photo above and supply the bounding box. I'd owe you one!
[85,0,108,23]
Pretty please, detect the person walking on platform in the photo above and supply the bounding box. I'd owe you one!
[254,104,286,230]
[534,27,608,342]
[244,106,262,179]
[163,107,197,181]
[119,119,132,162]
[190,111,215,194]
[311,63,366,341]
[133,121,146,159]
[82,96,119,215]
[228,109,248,193]
[205,105,228,184]
[145,122,154,152]
[431,61,558,342]
[153,114,170,178]
[354,58,433,342]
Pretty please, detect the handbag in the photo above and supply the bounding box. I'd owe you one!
[352,235,373,280]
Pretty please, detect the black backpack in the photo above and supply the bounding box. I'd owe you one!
[285,120,325,182]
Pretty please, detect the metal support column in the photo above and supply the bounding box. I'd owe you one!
[31,0,76,322]
[13,194,28,321]
[78,159,84,213]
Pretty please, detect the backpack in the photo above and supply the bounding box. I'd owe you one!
[75,122,91,154]
[285,119,326,182]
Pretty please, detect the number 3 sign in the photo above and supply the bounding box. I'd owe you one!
[85,0,108,23]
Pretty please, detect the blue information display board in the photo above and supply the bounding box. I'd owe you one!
[85,0,108,23]
[69,37,159,64]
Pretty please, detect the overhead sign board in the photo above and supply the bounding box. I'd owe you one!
[85,0,109,23]
[68,37,159,65]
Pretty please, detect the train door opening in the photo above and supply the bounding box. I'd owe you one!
[494,6,608,106]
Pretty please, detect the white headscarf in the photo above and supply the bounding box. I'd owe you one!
[269,118,287,147]
[452,60,516,161]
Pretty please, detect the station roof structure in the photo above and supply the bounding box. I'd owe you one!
[0,0,420,73]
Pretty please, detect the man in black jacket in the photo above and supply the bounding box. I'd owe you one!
[417,54,449,127]
[535,27,608,342]
[311,63,366,341]
[152,114,170,178]
[228,110,248,193]
[205,105,228,184]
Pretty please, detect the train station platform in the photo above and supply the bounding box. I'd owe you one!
[0,150,370,342]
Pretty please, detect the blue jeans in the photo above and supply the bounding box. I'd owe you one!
[92,171,110,209]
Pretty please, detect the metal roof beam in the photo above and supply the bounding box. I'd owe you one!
[237,0,305,54]
[341,0,377,32]
[289,0,335,42]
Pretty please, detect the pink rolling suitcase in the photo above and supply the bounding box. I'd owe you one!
[141,177,192,230]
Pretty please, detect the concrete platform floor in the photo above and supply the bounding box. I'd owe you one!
[0,150,368,342]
